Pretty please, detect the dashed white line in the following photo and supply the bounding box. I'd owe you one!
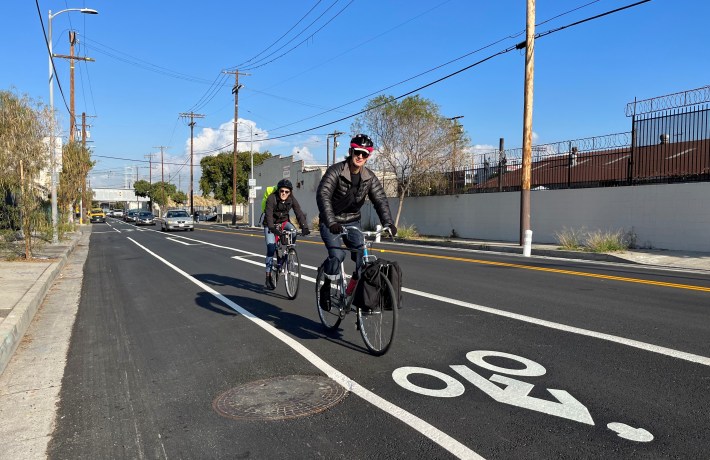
[128,237,483,460]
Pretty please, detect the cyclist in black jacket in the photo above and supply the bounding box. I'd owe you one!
[263,179,310,289]
[316,134,397,309]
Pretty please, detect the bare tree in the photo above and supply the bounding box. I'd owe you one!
[0,90,50,259]
[59,140,94,224]
[353,95,456,226]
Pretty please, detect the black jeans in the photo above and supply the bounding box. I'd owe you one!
[319,221,364,279]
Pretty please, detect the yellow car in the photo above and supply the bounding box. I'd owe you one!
[88,208,106,223]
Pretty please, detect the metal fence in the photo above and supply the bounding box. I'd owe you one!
[409,104,710,196]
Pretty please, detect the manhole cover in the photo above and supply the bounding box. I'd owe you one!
[213,375,348,421]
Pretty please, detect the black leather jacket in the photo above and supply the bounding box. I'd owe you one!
[264,193,307,230]
[317,159,393,227]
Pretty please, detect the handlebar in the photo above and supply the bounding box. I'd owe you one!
[341,225,393,239]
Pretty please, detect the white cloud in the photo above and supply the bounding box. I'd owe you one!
[292,146,316,164]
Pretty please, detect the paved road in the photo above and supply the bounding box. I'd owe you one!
[7,220,710,459]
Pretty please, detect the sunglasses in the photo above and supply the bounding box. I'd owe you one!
[352,149,371,159]
[279,189,291,195]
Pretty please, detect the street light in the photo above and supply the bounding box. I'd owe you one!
[48,7,98,243]
[237,122,258,227]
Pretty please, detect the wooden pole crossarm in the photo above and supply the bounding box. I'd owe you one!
[53,54,95,62]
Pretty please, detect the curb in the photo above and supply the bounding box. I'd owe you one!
[0,229,84,376]
[205,224,634,264]
[394,238,634,264]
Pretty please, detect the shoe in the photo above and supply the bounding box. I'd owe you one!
[319,281,331,312]
[345,277,358,296]
[265,274,275,290]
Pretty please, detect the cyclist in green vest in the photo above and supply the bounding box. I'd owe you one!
[263,179,310,289]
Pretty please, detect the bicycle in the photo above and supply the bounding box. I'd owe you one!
[315,226,398,356]
[269,228,301,299]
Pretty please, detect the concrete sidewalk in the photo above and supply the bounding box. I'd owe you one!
[0,226,87,376]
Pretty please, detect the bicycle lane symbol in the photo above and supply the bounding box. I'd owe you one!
[392,350,654,443]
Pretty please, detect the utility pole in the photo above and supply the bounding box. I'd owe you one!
[53,31,94,142]
[144,153,154,213]
[447,116,464,193]
[520,0,535,254]
[153,146,168,212]
[223,70,249,225]
[80,112,86,224]
[327,131,345,165]
[179,112,204,216]
[78,112,95,224]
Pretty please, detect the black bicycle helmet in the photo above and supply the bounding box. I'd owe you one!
[277,178,293,191]
[349,134,374,155]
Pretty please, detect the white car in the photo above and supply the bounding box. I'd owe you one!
[159,210,194,232]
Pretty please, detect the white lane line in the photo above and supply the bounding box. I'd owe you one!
[127,237,482,460]
[134,233,710,367]
[230,253,710,367]
[232,254,320,271]
[103,222,122,233]
[166,238,193,245]
[402,288,710,367]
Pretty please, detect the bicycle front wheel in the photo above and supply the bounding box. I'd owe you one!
[284,248,301,299]
[358,273,398,356]
[316,266,342,331]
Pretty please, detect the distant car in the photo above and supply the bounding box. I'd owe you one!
[88,208,105,223]
[111,209,124,218]
[124,210,140,222]
[160,210,194,232]
[135,211,155,226]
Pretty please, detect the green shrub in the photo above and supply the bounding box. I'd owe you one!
[396,224,419,239]
[585,229,629,252]
[556,226,631,253]
[555,226,586,250]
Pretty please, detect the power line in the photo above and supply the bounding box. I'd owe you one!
[34,0,71,116]
[257,0,653,142]
[241,0,354,71]
[233,0,324,69]
[79,35,214,84]
[258,0,609,135]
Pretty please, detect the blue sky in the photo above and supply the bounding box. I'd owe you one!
[2,0,708,191]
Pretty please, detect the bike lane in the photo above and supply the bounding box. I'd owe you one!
[114,227,710,458]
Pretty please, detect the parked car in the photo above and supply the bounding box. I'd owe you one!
[88,208,105,223]
[135,211,155,226]
[159,209,194,232]
[124,210,140,222]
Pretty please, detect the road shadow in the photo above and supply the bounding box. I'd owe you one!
[192,272,369,353]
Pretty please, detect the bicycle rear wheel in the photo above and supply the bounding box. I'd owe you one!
[316,267,342,331]
[284,248,300,299]
[358,273,398,356]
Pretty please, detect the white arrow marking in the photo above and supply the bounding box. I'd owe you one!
[450,365,594,425]
[607,422,654,442]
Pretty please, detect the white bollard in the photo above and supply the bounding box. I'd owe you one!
[376,224,382,243]
[523,229,533,257]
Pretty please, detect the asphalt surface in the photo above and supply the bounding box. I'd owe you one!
[1,220,709,459]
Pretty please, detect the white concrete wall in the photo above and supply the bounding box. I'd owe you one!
[255,157,710,251]
[253,156,325,228]
[361,182,710,252]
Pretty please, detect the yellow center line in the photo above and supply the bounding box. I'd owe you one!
[199,227,710,292]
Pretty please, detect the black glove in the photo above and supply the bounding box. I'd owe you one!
[301,227,311,237]
[329,223,343,234]
[386,224,397,237]
[271,226,282,236]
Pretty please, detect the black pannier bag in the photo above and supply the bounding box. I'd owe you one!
[353,259,403,310]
